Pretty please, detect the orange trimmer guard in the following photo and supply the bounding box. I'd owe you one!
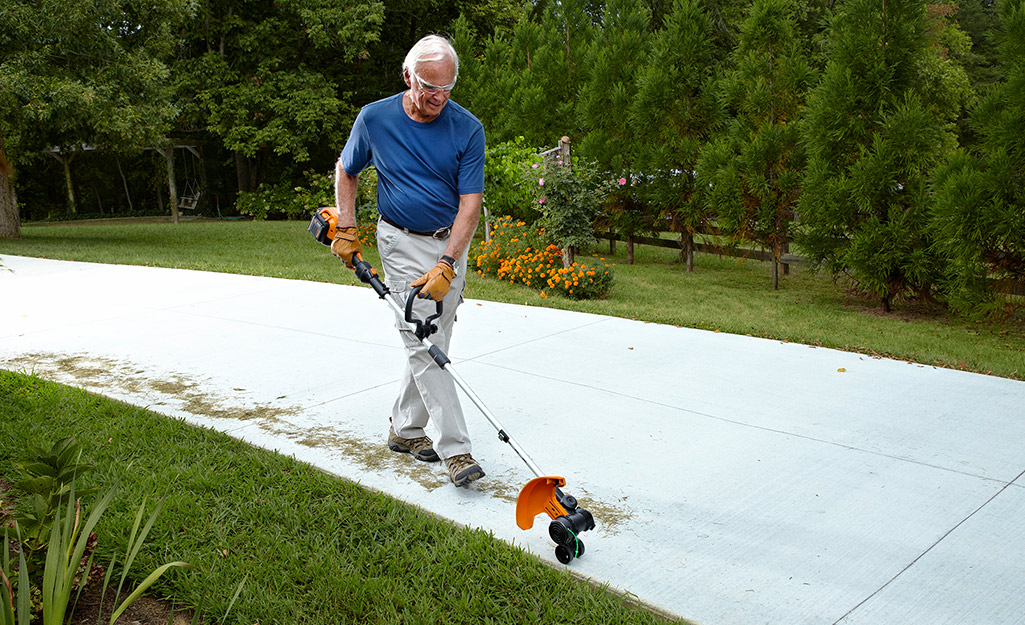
[516,476,568,530]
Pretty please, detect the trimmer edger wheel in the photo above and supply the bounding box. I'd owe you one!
[555,538,584,565]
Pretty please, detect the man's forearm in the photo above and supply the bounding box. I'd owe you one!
[444,192,482,263]
[334,158,359,229]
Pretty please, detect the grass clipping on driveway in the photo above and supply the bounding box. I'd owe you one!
[0,371,680,625]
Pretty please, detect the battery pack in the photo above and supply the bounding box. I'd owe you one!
[308,207,337,246]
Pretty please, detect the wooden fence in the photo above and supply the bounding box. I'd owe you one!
[600,231,806,268]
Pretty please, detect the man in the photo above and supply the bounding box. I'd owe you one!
[330,35,486,488]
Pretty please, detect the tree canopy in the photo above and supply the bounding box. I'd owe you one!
[2,0,1021,320]
[0,0,191,234]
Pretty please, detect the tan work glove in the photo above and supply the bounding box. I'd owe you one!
[330,227,362,268]
[411,261,456,301]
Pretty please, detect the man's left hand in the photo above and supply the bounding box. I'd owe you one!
[411,261,456,301]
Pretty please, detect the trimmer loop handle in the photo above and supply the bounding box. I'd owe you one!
[405,285,444,341]
[349,253,443,340]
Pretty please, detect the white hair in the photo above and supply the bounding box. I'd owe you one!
[402,35,459,83]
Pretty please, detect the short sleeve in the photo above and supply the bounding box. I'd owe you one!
[457,125,485,195]
[340,108,372,176]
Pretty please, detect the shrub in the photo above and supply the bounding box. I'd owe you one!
[2,438,189,625]
[527,159,613,260]
[473,216,614,299]
[237,168,378,246]
[236,169,335,221]
[237,167,379,223]
[484,137,540,224]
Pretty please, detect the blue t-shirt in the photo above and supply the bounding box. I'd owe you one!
[341,93,485,232]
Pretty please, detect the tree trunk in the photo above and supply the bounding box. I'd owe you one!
[683,232,694,273]
[234,150,265,193]
[235,151,247,192]
[159,147,180,224]
[561,246,575,268]
[196,146,208,213]
[92,181,104,214]
[48,152,78,216]
[627,236,635,265]
[116,155,134,213]
[0,130,20,238]
[771,239,785,290]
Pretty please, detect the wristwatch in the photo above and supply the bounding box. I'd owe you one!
[441,254,457,275]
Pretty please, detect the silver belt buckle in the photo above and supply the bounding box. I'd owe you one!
[432,227,451,240]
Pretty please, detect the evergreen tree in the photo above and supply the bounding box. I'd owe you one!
[798,0,965,311]
[470,0,595,146]
[697,0,815,287]
[931,0,1025,318]
[629,0,719,271]
[577,0,652,263]
[519,1,598,145]
[952,0,1003,95]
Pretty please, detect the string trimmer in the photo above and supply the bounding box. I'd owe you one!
[310,207,596,564]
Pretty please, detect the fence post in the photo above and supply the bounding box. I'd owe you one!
[483,198,491,243]
[557,136,577,267]
[558,136,571,164]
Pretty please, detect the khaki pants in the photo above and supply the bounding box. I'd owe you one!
[377,219,472,460]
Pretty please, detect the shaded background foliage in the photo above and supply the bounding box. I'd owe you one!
[1,0,1021,317]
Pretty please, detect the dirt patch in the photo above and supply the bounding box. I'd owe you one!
[69,586,195,625]
[575,493,632,536]
[4,352,298,426]
[291,425,451,491]
[3,351,634,533]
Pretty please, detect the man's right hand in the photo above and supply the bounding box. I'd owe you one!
[330,227,363,268]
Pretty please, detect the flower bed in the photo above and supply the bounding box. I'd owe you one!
[473,216,614,299]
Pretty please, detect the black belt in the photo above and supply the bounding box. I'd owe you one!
[380,215,451,239]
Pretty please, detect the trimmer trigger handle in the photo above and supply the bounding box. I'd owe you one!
[352,253,389,298]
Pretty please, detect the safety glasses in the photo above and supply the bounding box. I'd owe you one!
[411,71,455,95]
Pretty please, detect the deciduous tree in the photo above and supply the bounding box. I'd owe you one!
[0,0,189,236]
[175,0,385,193]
